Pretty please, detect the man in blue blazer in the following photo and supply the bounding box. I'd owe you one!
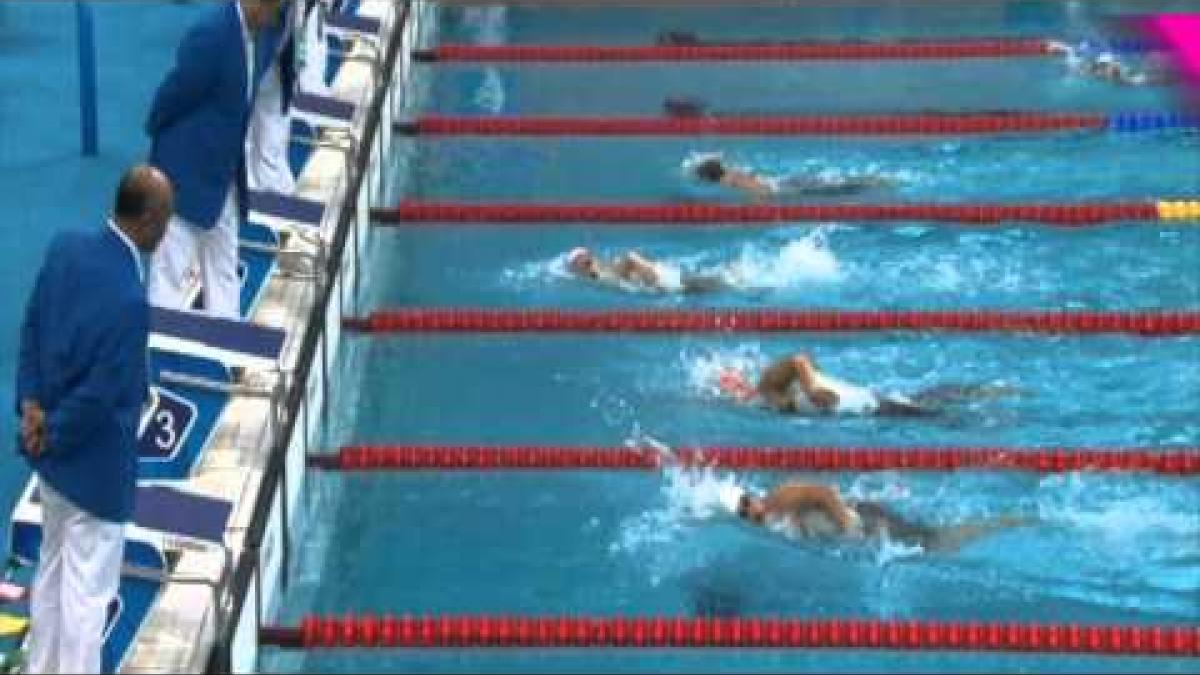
[17,165,172,674]
[145,0,282,319]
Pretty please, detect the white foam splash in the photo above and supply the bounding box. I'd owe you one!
[722,230,842,288]
[508,237,841,296]
[681,344,768,399]
[500,256,558,289]
[611,462,754,557]
[1036,472,1200,541]
[462,6,507,45]
[473,68,506,114]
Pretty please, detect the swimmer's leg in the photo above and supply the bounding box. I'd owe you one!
[875,397,938,417]
[657,30,700,46]
[664,97,707,117]
[910,383,1025,407]
[852,502,939,546]
[855,503,1035,552]
[927,515,1036,553]
[681,275,729,294]
[779,175,895,197]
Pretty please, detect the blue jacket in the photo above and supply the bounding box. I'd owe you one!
[17,226,149,523]
[146,1,252,230]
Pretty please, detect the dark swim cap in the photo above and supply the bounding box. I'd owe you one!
[694,157,727,183]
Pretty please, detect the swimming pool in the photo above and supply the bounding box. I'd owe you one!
[261,1,1199,672]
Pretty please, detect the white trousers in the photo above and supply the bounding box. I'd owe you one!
[28,482,124,675]
[246,66,297,196]
[148,188,241,319]
[297,3,331,97]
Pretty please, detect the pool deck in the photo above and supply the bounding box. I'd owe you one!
[0,0,402,671]
[120,7,401,670]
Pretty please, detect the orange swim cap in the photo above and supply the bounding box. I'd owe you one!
[718,368,757,402]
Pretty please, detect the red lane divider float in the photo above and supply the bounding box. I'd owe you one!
[398,113,1108,136]
[342,309,1200,336]
[261,615,1200,655]
[417,39,1054,62]
[373,201,1160,226]
[310,445,1200,475]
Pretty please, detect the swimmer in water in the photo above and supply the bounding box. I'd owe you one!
[690,156,894,201]
[566,247,731,294]
[718,352,1020,417]
[624,433,1031,553]
[1046,40,1175,86]
[721,480,1032,552]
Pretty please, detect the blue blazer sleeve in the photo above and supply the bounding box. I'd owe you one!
[45,297,149,457]
[15,254,51,416]
[145,22,221,135]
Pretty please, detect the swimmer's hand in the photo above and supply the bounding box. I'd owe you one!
[626,432,679,467]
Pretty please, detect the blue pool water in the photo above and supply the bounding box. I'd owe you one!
[264,2,1198,673]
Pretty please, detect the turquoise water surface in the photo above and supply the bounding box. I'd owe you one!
[264,2,1198,672]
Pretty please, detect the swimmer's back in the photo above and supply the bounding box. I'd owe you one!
[849,501,938,548]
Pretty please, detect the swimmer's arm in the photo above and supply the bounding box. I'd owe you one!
[615,252,663,289]
[875,397,935,417]
[767,484,860,534]
[788,354,839,412]
[756,357,799,412]
[724,172,774,200]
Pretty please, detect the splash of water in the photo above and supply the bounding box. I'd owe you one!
[722,229,842,288]
[611,462,754,559]
[462,6,507,45]
[472,68,506,114]
[508,236,841,296]
[680,343,768,400]
[1036,472,1200,542]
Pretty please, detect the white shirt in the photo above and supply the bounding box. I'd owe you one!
[235,0,255,104]
[108,219,144,284]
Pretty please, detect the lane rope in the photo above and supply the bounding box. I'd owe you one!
[413,38,1106,62]
[372,201,1195,225]
[395,113,1198,136]
[261,615,1200,655]
[309,445,1200,475]
[342,308,1200,336]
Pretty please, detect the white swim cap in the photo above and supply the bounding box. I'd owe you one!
[717,484,746,515]
[1094,53,1118,65]
[566,247,590,265]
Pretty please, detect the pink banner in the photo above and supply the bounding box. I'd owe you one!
[1143,14,1200,88]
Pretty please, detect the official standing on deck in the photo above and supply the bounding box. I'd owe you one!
[247,0,300,195]
[16,165,172,674]
[145,0,282,318]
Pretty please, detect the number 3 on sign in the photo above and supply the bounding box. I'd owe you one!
[137,386,197,462]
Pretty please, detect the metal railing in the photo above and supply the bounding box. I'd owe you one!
[205,2,412,671]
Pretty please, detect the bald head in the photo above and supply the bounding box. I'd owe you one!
[114,164,173,254]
